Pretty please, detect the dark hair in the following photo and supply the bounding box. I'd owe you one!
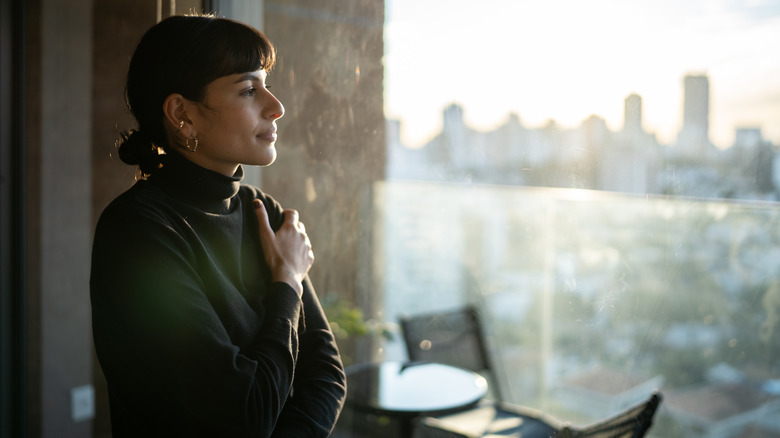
[118,14,276,176]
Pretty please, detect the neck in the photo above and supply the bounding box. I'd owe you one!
[173,145,240,177]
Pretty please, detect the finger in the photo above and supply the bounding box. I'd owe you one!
[305,236,314,260]
[298,221,306,233]
[283,209,300,227]
[253,199,275,242]
[304,234,312,249]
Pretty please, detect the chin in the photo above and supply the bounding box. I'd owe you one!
[259,158,276,167]
[257,150,277,167]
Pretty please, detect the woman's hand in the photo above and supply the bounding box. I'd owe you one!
[254,199,314,297]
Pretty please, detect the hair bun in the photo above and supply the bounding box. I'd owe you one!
[117,129,161,176]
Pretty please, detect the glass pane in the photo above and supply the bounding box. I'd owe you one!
[373,181,780,436]
[376,2,780,436]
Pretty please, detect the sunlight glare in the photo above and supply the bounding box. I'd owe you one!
[385,0,780,149]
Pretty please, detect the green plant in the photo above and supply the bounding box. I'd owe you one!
[321,295,394,341]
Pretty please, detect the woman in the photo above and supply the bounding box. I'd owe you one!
[90,14,346,437]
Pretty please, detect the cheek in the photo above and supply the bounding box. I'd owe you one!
[198,106,257,141]
[195,112,222,137]
[226,110,256,129]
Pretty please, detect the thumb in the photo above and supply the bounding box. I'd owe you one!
[253,199,275,243]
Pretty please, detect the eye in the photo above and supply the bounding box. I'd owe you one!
[242,87,257,96]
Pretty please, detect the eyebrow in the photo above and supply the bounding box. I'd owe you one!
[234,73,262,83]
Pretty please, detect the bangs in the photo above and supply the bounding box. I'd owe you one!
[211,19,276,75]
[189,17,276,97]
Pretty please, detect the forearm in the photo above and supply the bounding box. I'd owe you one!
[271,277,347,436]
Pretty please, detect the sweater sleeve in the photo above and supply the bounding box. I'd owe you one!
[252,190,347,436]
[270,275,347,437]
[90,202,301,438]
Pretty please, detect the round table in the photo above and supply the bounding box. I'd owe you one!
[344,361,488,435]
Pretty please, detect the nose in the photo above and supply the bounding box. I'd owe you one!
[265,94,285,120]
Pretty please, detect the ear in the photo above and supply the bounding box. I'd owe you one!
[162,93,195,137]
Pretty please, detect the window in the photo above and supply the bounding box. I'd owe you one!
[376,1,780,436]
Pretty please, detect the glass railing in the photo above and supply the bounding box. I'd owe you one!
[371,180,780,437]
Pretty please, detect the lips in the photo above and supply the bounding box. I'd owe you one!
[258,128,277,143]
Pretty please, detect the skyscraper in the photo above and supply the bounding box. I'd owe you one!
[623,93,643,137]
[677,74,711,154]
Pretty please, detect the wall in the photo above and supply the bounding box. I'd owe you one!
[30,0,94,436]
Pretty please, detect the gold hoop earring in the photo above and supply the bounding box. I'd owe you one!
[173,120,184,132]
[185,136,198,152]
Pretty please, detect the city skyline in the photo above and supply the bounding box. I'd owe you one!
[384,0,780,149]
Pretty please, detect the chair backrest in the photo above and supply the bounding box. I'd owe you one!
[399,305,505,402]
[561,391,663,438]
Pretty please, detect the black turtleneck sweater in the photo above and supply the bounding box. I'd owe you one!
[90,151,346,437]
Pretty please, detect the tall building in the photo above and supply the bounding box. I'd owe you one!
[734,127,762,150]
[601,93,659,194]
[677,74,711,154]
[623,93,643,137]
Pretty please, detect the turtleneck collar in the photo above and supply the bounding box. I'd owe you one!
[149,150,244,214]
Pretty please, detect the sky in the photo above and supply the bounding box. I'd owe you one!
[383,0,780,149]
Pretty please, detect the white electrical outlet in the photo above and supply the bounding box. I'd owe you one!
[70,384,95,422]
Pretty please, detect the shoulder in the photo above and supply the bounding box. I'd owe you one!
[92,182,201,276]
[94,180,194,252]
[238,184,280,209]
[238,184,285,229]
[97,181,171,228]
